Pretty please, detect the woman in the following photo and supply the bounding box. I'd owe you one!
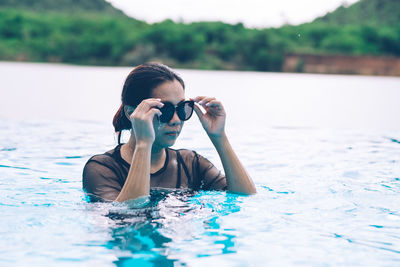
[83,63,256,202]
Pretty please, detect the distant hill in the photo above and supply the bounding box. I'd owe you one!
[0,0,124,15]
[0,0,398,72]
[314,0,400,26]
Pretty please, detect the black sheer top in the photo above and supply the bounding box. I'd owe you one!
[82,144,227,202]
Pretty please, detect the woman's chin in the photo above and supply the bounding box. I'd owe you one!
[154,136,178,148]
[164,138,178,147]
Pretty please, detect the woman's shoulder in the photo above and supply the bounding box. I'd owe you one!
[85,146,120,167]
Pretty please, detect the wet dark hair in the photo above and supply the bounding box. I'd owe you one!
[113,62,185,144]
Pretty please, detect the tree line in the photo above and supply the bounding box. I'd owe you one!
[0,6,399,71]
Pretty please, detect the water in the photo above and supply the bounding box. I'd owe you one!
[1,62,400,266]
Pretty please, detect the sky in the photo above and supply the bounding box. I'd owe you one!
[106,0,359,28]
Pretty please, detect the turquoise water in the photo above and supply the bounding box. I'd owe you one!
[1,119,400,266]
[1,62,400,266]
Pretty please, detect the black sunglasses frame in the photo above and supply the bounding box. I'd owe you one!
[158,100,194,123]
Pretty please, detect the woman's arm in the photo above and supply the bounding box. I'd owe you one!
[115,98,163,202]
[210,133,256,194]
[115,142,152,202]
[192,96,256,194]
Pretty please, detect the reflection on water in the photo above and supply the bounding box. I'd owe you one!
[99,190,241,266]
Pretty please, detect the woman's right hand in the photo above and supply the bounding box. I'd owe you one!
[128,98,163,146]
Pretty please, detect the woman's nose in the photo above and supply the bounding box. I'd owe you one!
[168,111,181,125]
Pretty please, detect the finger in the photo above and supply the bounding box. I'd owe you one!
[205,100,222,107]
[132,100,163,120]
[146,107,162,119]
[206,100,224,112]
[136,98,164,111]
[133,108,162,123]
[141,98,164,108]
[198,97,216,106]
[192,96,207,103]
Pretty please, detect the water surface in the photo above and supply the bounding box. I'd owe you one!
[1,62,400,266]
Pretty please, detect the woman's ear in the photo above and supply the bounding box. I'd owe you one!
[124,105,135,119]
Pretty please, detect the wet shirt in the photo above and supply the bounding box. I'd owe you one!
[82,144,227,202]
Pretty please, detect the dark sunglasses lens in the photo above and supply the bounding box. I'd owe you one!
[159,102,174,123]
[177,101,194,121]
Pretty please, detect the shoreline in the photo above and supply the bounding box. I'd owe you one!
[2,59,400,77]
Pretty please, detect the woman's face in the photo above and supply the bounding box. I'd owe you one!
[151,79,185,149]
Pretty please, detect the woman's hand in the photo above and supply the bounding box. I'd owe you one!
[192,96,256,194]
[127,98,163,146]
[192,96,226,139]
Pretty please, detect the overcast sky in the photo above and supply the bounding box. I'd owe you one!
[106,0,359,28]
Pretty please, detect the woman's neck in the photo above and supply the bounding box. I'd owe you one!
[121,134,166,173]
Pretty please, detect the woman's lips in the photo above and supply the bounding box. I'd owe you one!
[165,131,179,137]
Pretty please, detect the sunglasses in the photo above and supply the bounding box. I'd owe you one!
[158,100,194,123]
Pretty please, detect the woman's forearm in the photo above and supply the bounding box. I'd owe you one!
[211,133,257,194]
[115,143,152,202]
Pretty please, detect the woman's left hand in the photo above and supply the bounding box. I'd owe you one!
[191,96,226,139]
